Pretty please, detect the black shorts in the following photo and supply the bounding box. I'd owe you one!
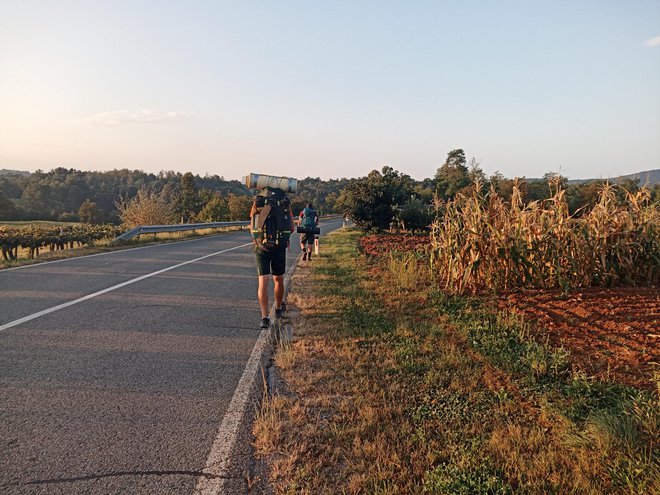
[254,245,287,276]
[300,233,315,245]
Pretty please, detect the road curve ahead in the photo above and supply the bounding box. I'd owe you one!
[0,220,343,494]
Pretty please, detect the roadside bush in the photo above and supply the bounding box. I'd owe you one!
[115,185,178,228]
[337,166,414,232]
[396,197,433,232]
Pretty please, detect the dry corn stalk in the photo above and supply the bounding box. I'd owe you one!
[430,180,660,294]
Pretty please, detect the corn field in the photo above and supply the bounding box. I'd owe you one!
[430,180,660,294]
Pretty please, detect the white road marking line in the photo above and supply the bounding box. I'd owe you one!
[193,250,303,495]
[0,231,249,272]
[192,325,271,494]
[0,242,252,332]
[193,221,343,494]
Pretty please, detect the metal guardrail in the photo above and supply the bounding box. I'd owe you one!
[112,221,249,243]
[112,215,344,243]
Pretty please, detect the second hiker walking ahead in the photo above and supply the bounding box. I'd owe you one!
[298,203,319,261]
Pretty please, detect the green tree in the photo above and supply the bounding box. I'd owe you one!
[467,158,486,184]
[412,183,434,203]
[435,149,470,199]
[489,171,515,203]
[226,193,253,221]
[566,181,604,215]
[337,166,413,231]
[0,192,19,220]
[78,199,104,224]
[616,178,640,202]
[324,191,339,214]
[292,176,352,215]
[198,195,230,222]
[651,183,660,204]
[396,197,433,232]
[524,173,567,203]
[198,187,215,205]
[180,172,202,222]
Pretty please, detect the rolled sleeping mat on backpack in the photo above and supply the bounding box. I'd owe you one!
[297,226,320,235]
[244,173,298,193]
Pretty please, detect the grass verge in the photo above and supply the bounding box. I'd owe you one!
[253,228,658,494]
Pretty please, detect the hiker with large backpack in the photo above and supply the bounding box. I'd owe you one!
[298,203,319,261]
[249,185,296,329]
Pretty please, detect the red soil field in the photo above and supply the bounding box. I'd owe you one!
[359,233,431,256]
[500,288,659,390]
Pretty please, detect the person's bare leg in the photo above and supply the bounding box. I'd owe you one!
[258,275,270,318]
[273,275,285,310]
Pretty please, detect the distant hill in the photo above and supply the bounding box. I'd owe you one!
[614,169,659,186]
[563,169,660,186]
[0,169,30,177]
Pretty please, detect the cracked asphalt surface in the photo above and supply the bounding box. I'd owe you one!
[0,221,342,494]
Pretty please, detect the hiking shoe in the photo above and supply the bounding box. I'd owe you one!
[302,252,307,261]
[275,302,287,319]
[260,317,270,329]
[308,253,312,261]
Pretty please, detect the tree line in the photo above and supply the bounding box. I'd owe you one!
[0,168,248,224]
[1,156,657,230]
[335,149,660,232]
[0,167,353,226]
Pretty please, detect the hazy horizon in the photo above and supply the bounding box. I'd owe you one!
[3,164,659,184]
[1,1,659,182]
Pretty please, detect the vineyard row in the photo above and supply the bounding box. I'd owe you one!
[0,225,123,261]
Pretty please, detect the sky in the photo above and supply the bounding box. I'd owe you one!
[0,0,659,181]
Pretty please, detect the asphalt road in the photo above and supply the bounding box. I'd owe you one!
[0,220,343,494]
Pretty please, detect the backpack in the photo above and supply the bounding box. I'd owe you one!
[250,187,292,251]
[301,207,317,228]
